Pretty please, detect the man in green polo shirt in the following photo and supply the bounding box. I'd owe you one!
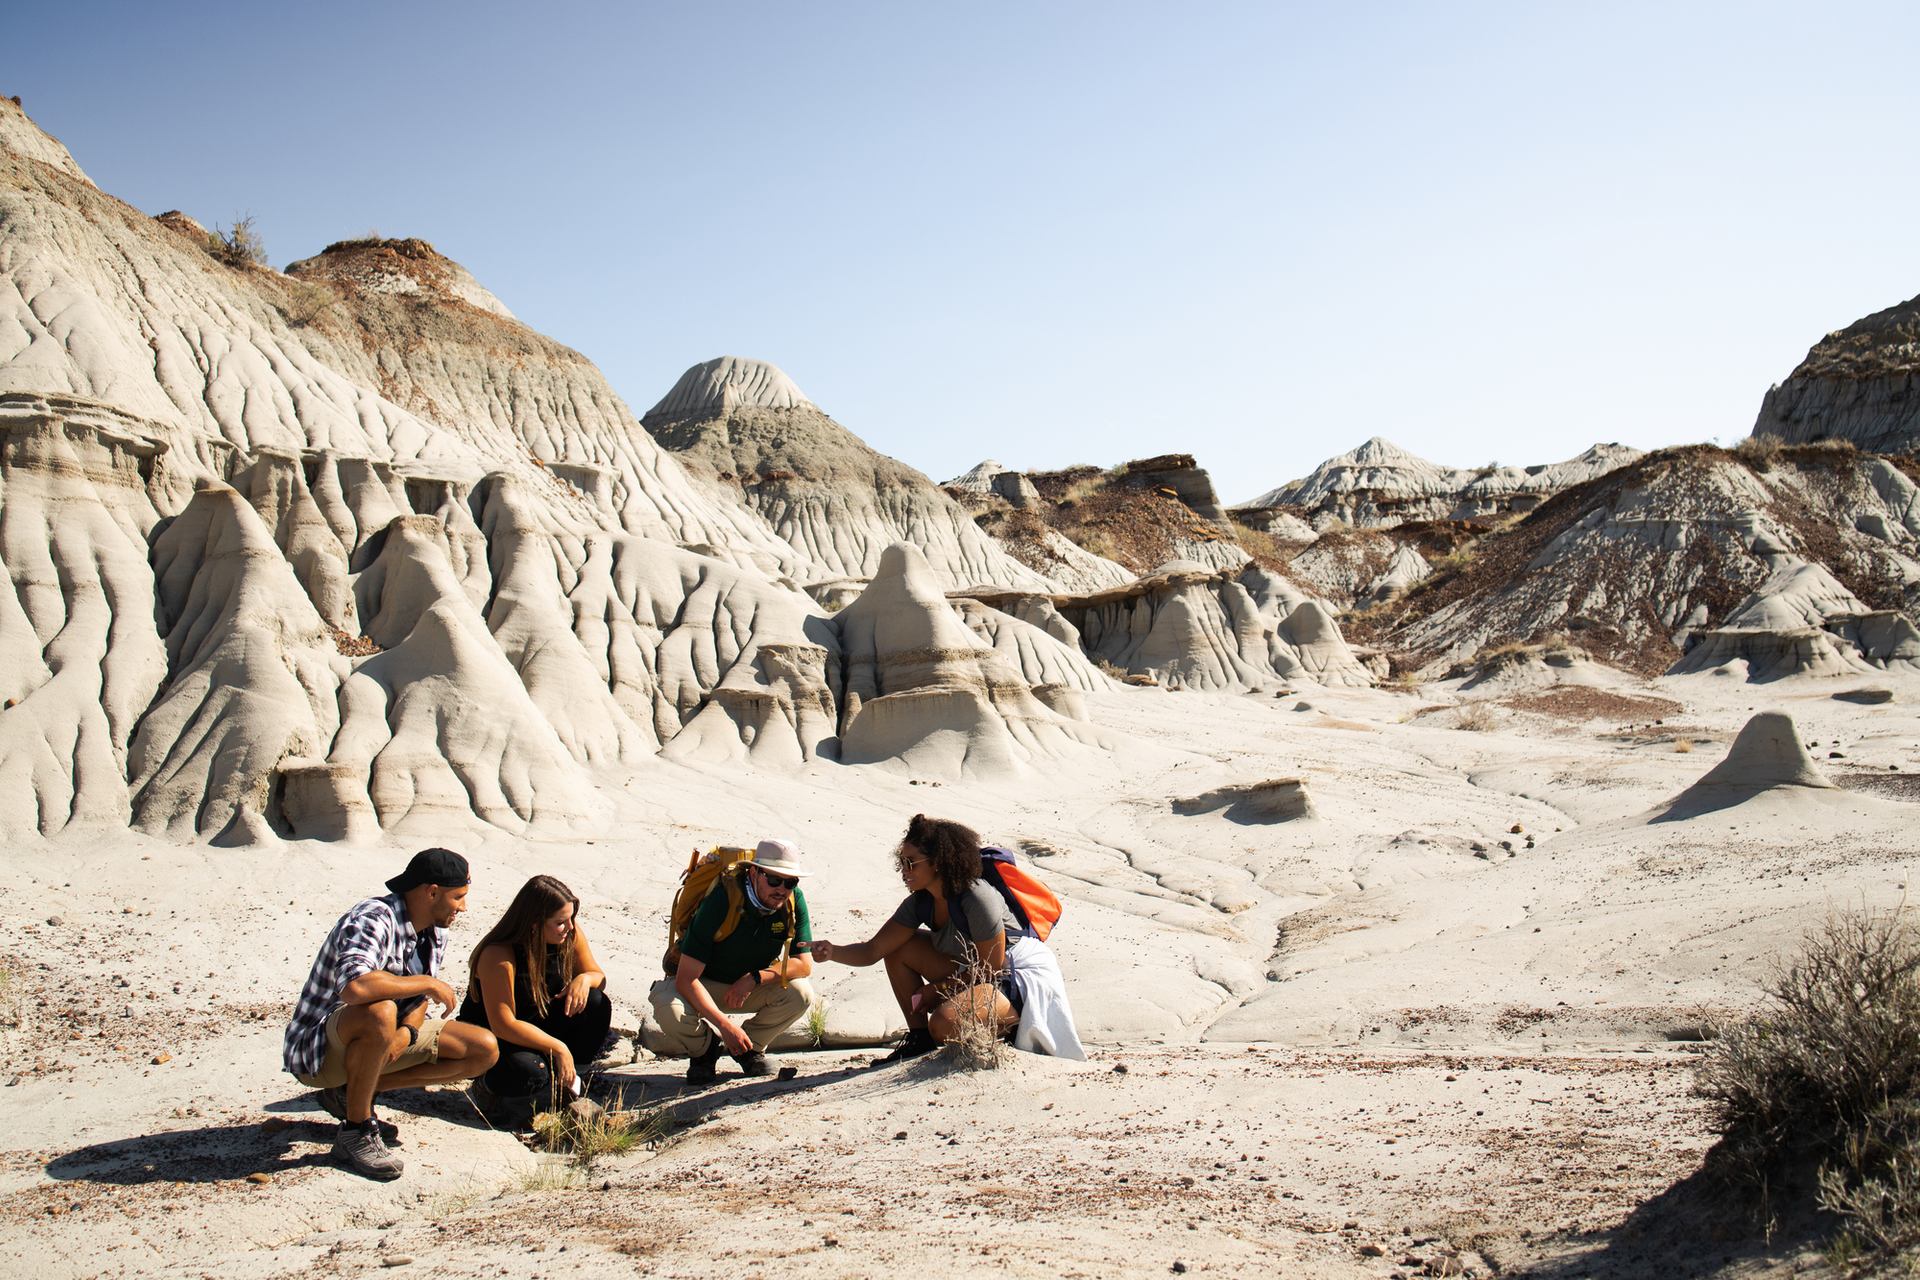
[650,838,816,1082]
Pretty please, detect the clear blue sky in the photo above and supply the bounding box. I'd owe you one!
[11,3,1920,500]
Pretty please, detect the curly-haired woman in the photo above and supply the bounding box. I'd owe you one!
[811,815,1083,1063]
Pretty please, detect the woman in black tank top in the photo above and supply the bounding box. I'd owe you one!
[459,875,612,1126]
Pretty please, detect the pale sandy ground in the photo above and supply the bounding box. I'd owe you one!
[4,669,1917,1277]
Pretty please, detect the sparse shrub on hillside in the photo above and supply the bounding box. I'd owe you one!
[1452,702,1498,732]
[1696,908,1920,1264]
[1734,435,1785,471]
[1228,517,1288,569]
[207,215,267,269]
[281,278,338,327]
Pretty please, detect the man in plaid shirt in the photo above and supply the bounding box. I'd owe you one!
[283,849,498,1180]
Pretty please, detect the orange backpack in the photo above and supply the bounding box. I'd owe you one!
[980,845,1062,941]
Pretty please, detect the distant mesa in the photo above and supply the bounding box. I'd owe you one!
[1236,437,1641,531]
[1752,289,1920,455]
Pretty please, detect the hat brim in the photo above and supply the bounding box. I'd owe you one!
[751,862,811,878]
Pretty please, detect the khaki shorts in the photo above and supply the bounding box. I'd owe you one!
[293,1005,446,1089]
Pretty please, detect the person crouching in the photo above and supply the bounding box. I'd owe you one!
[282,849,500,1181]
[457,875,613,1128]
[649,839,815,1082]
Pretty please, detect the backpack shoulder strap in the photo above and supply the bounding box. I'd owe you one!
[713,869,748,942]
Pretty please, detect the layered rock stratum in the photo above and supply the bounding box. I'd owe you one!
[1753,290,1920,454]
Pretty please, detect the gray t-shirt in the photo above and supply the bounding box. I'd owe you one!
[890,881,1014,963]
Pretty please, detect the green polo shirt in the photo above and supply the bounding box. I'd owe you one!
[678,883,811,984]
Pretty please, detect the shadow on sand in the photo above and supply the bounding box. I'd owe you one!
[46,1085,500,1186]
[1508,1160,1823,1279]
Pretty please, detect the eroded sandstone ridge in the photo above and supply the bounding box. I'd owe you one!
[1753,291,1920,455]
[0,98,1382,842]
[643,356,1059,592]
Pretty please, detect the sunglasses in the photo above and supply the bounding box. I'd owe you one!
[758,871,799,890]
[896,856,926,872]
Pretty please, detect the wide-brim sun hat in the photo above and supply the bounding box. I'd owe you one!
[753,838,811,878]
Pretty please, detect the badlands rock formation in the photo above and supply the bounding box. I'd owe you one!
[1653,711,1836,820]
[1048,560,1373,691]
[1353,444,1920,678]
[643,356,1057,591]
[832,544,1108,775]
[1,100,1141,839]
[1753,290,1920,454]
[1239,437,1641,531]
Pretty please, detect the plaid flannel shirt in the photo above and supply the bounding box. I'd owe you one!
[282,893,445,1077]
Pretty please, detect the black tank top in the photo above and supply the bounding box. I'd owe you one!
[459,947,567,1027]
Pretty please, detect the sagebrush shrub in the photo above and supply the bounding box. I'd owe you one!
[1696,909,1920,1261]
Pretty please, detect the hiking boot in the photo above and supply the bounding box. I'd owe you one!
[333,1119,403,1181]
[732,1050,774,1077]
[686,1036,722,1085]
[875,1027,938,1065]
[315,1087,399,1145]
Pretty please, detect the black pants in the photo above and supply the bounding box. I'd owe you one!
[482,987,613,1101]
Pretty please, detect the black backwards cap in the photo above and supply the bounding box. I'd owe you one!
[385,848,470,895]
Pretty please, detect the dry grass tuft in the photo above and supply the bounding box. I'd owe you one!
[529,1089,671,1170]
[1674,738,1695,754]
[0,963,23,1029]
[1452,702,1499,732]
[945,946,1007,1071]
[1696,908,1920,1264]
[806,997,830,1048]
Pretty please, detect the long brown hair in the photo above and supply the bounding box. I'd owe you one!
[902,814,983,899]
[470,875,579,1018]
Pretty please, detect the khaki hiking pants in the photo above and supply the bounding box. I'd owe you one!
[648,976,813,1056]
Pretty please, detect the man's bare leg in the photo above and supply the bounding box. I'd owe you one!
[375,1022,499,1091]
[335,1001,403,1124]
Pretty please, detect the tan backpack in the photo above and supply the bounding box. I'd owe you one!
[661,846,795,985]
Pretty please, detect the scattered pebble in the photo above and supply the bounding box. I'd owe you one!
[1359,1243,1385,1257]
[381,1256,412,1268]
[150,1052,171,1065]
[246,1172,271,1184]
[44,916,62,927]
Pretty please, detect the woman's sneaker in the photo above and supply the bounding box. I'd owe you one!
[875,1027,938,1065]
[333,1119,403,1181]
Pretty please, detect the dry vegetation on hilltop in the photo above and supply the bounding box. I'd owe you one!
[986,461,1239,574]
[1342,443,1920,676]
